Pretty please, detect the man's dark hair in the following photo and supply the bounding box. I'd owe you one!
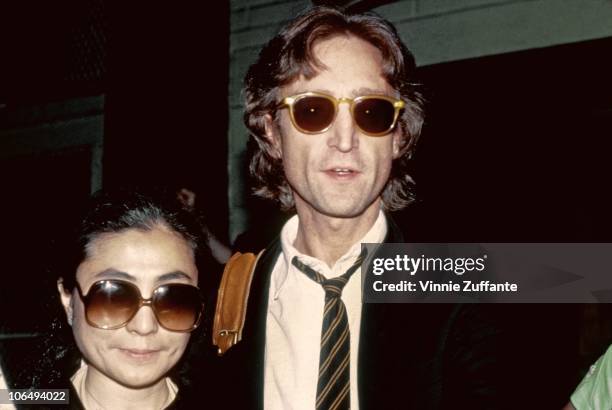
[244,6,425,211]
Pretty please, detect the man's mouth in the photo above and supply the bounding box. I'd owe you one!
[325,167,360,177]
[332,168,353,175]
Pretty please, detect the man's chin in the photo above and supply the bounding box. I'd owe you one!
[293,188,382,219]
[318,207,366,219]
[314,199,381,219]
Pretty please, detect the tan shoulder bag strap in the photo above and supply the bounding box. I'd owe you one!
[213,250,264,356]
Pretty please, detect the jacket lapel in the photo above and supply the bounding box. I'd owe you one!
[358,213,404,409]
[241,238,282,409]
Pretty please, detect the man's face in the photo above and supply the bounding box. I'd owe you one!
[266,35,400,219]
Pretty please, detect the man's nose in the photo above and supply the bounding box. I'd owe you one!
[327,103,359,152]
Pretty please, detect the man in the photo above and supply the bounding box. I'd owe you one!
[218,6,507,409]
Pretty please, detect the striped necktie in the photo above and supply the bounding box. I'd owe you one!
[291,248,366,410]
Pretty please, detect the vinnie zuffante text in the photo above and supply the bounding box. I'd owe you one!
[370,254,518,293]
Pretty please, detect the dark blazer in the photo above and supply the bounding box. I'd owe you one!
[216,214,519,409]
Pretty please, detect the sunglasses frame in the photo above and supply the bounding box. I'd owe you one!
[277,91,405,137]
[75,279,204,333]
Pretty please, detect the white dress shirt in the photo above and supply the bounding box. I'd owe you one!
[264,210,387,410]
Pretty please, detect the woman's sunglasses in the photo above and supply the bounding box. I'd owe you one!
[75,280,204,332]
[277,91,405,137]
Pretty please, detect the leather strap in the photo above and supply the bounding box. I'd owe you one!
[213,250,263,356]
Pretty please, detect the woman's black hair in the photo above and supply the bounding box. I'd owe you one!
[16,188,217,392]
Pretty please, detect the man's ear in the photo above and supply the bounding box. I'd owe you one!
[392,131,402,159]
[264,113,282,158]
[57,278,74,325]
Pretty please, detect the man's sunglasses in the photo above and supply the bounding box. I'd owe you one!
[75,280,204,332]
[277,92,405,137]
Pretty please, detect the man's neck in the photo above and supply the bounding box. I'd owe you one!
[293,201,381,267]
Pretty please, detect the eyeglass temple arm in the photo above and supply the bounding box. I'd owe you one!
[277,96,296,109]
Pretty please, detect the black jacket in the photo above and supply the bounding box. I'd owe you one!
[215,215,511,409]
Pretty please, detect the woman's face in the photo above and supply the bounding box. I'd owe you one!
[58,224,198,388]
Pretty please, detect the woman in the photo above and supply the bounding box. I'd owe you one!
[13,189,215,409]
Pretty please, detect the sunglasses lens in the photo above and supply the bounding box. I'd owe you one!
[354,98,396,135]
[292,96,336,133]
[85,281,140,329]
[153,285,203,331]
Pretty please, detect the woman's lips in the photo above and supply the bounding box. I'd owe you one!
[118,348,161,361]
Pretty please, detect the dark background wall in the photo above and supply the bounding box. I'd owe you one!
[405,36,612,243]
[105,2,230,242]
[1,1,230,238]
[1,0,108,341]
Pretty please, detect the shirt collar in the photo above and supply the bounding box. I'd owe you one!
[274,209,387,295]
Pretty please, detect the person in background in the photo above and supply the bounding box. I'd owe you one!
[177,187,231,264]
[564,344,612,410]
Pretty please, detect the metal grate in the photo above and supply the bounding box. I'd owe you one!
[65,0,107,82]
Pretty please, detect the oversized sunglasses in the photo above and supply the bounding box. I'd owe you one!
[277,92,405,137]
[75,280,204,332]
